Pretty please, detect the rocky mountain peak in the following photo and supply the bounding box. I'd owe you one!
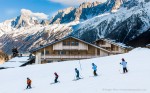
[79,1,101,8]
[92,1,102,6]
[12,9,48,28]
[111,0,123,12]
[79,2,91,8]
[57,7,74,14]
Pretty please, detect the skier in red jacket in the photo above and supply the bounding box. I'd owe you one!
[26,78,32,89]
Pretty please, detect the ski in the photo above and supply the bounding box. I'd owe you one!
[89,75,99,77]
[50,81,60,85]
[72,78,83,81]
[24,87,34,90]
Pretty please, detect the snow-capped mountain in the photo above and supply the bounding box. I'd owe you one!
[71,0,150,44]
[0,0,150,54]
[12,9,49,28]
[0,9,78,54]
[50,0,127,24]
[0,9,49,36]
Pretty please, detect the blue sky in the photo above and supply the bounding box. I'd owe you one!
[0,0,106,22]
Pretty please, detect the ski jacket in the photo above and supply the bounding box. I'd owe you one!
[120,61,127,68]
[27,79,32,85]
[54,73,59,78]
[92,64,97,70]
[75,69,79,75]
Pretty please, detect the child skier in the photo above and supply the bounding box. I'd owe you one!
[75,68,80,80]
[26,78,32,89]
[120,58,128,73]
[54,72,59,83]
[92,63,98,76]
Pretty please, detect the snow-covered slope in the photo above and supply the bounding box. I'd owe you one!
[0,48,150,93]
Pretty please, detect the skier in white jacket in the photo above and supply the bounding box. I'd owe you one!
[120,58,128,73]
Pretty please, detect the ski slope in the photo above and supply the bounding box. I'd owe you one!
[0,48,150,93]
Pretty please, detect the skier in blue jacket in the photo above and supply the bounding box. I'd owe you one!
[92,63,98,76]
[120,58,128,73]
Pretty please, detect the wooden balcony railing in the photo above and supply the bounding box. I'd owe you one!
[41,55,98,59]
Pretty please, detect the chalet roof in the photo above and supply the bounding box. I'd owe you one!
[29,36,110,53]
[94,38,133,49]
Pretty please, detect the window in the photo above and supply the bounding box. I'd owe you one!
[41,51,44,55]
[46,51,49,54]
[61,51,66,55]
[71,41,75,45]
[63,41,71,46]
[63,41,79,46]
[102,41,106,45]
[63,41,66,45]
[75,42,79,46]
[67,41,70,45]
[58,51,66,55]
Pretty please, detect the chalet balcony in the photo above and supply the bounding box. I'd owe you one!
[111,51,123,54]
[99,45,111,47]
[41,55,98,59]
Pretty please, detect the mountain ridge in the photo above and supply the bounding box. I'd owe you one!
[0,0,150,54]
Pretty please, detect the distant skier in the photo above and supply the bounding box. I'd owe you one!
[54,72,59,83]
[75,68,80,80]
[26,78,32,89]
[120,58,128,73]
[92,63,98,76]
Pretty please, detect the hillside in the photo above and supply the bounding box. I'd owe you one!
[0,48,150,93]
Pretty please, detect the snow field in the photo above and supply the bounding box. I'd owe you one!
[0,48,150,93]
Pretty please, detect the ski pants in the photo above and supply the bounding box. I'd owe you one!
[76,74,80,79]
[26,84,32,89]
[55,77,58,83]
[93,70,97,76]
[123,67,128,73]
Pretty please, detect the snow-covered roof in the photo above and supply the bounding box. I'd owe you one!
[0,56,29,68]
[146,44,150,47]
[94,38,133,49]
[146,44,150,46]
[30,36,111,53]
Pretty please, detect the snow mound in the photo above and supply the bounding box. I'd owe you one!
[0,56,29,68]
